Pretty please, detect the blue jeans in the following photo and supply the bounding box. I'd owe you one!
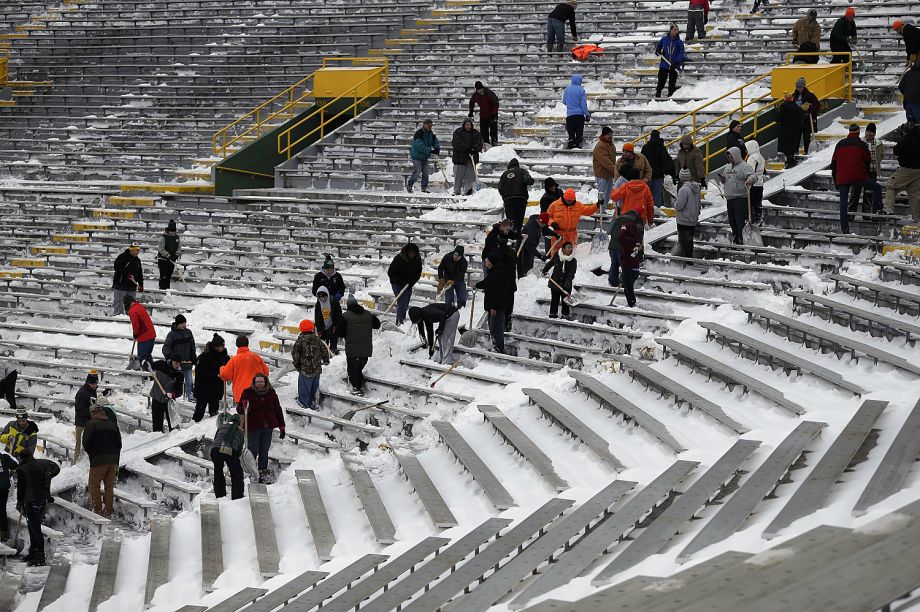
[488,310,506,351]
[445,280,468,309]
[650,178,664,208]
[547,18,565,46]
[182,366,194,400]
[839,181,882,233]
[298,374,320,408]
[407,159,429,191]
[905,101,920,124]
[247,428,273,471]
[392,283,413,324]
[137,339,154,368]
[608,249,621,286]
[596,177,614,207]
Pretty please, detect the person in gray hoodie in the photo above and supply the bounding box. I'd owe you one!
[716,147,756,244]
[674,168,702,257]
[745,140,766,224]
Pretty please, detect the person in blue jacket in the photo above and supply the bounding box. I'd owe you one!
[655,24,686,99]
[407,118,441,193]
[562,74,590,150]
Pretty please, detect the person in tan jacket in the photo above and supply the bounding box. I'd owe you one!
[614,143,652,183]
[593,126,618,207]
[792,9,821,64]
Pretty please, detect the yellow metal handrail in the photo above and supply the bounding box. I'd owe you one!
[632,52,852,173]
[277,58,388,160]
[0,49,8,87]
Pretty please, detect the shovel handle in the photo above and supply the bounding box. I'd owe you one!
[382,284,410,317]
[548,277,575,300]
[515,235,529,257]
[430,358,464,388]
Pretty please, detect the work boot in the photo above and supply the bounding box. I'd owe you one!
[546,42,554,52]
[555,43,564,53]
[28,555,46,567]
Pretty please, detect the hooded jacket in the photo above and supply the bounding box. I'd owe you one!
[540,185,564,212]
[677,135,706,183]
[219,347,269,403]
[640,133,675,180]
[311,269,346,299]
[469,86,499,118]
[113,249,144,292]
[675,180,702,226]
[717,147,755,198]
[163,323,196,366]
[793,16,821,48]
[615,152,653,182]
[593,138,618,179]
[562,75,590,117]
[498,160,535,201]
[74,382,97,428]
[745,140,766,187]
[410,127,440,161]
[451,121,483,165]
[610,180,655,224]
[313,289,343,333]
[127,301,155,342]
[387,244,423,287]
[150,359,184,403]
[211,421,244,457]
[655,33,685,70]
[337,302,381,359]
[82,409,122,467]
[194,342,230,402]
[617,210,645,269]
[237,376,284,431]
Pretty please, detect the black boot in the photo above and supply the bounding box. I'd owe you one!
[547,42,554,52]
[555,43,564,53]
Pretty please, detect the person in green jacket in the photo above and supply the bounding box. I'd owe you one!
[407,119,441,193]
[156,219,182,290]
[211,414,245,499]
[82,401,122,517]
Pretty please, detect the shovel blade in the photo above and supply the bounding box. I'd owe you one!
[742,224,764,247]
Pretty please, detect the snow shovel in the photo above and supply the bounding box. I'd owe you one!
[379,286,409,333]
[433,280,454,303]
[742,187,763,246]
[591,204,609,253]
[11,512,24,554]
[339,399,390,423]
[240,404,259,480]
[469,154,482,193]
[178,264,191,291]
[548,277,581,306]
[150,369,182,430]
[430,357,465,388]
[458,290,479,347]
[515,235,529,258]
[126,340,140,370]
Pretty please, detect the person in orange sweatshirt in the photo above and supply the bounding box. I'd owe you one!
[609,166,655,228]
[219,335,269,404]
[546,188,599,254]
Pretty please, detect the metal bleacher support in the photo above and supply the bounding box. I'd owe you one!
[248,483,281,577]
[393,445,459,529]
[200,499,223,592]
[144,515,172,606]
[88,531,121,612]
[342,454,398,545]
[295,469,337,561]
[431,420,517,510]
[854,398,920,516]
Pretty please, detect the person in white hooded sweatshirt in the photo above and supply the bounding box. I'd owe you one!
[716,147,756,245]
[745,140,766,224]
[674,168,702,257]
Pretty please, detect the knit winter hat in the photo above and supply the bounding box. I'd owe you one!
[601,126,613,137]
[474,81,484,89]
[622,142,635,152]
[211,333,226,347]
[347,294,358,308]
[893,20,904,31]
[807,9,817,17]
[123,294,135,309]
[322,256,334,269]
[538,212,551,224]
[174,314,187,325]
[849,124,860,134]
[679,168,692,181]
[128,242,140,252]
[563,188,577,201]
[86,370,99,385]
[845,7,855,17]
[15,409,27,419]
[454,245,465,256]
[167,219,177,232]
[796,77,806,90]
[299,319,315,333]
[508,158,520,169]
[866,122,877,134]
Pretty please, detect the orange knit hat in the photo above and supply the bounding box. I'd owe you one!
[299,319,315,333]
[893,20,904,31]
[563,188,576,201]
[845,7,855,17]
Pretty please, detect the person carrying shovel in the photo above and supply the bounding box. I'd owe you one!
[543,241,578,320]
[163,314,196,402]
[654,24,685,100]
[408,304,461,364]
[336,295,381,397]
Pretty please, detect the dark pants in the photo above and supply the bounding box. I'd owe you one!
[794,42,819,64]
[622,269,640,307]
[319,327,338,353]
[905,101,920,124]
[686,9,705,41]
[210,447,244,500]
[830,39,851,64]
[839,181,883,233]
[752,0,769,11]
[481,116,499,145]
[247,428,272,471]
[676,223,696,258]
[726,197,747,244]
[549,289,570,317]
[801,124,813,155]
[391,283,412,325]
[193,398,219,422]
[157,257,175,290]
[565,114,585,149]
[504,198,528,232]
[0,370,16,410]
[151,399,173,433]
[25,501,44,560]
[848,172,878,213]
[488,310,506,351]
[346,355,368,391]
[607,249,621,286]
[656,67,679,97]
[749,185,763,221]
[0,488,8,536]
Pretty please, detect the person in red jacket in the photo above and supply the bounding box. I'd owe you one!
[617,209,645,307]
[469,81,500,147]
[830,124,883,234]
[687,0,709,42]
[124,296,155,370]
[236,372,284,484]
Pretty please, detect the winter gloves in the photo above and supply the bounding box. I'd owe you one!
[279,427,285,440]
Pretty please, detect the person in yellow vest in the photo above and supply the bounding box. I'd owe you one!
[0,410,38,459]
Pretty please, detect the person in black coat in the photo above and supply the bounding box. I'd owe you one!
[726,120,745,159]
[311,256,346,302]
[777,95,805,168]
[436,246,469,309]
[0,451,17,540]
[193,335,229,422]
[408,303,461,363]
[475,245,517,353]
[72,371,98,465]
[111,243,143,316]
[482,220,520,269]
[387,243,422,325]
[793,78,821,154]
[640,130,676,208]
[542,241,578,319]
[518,213,560,278]
[540,177,564,213]
[451,119,484,196]
[16,453,59,566]
[899,62,920,124]
[314,286,343,353]
[497,158,535,232]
